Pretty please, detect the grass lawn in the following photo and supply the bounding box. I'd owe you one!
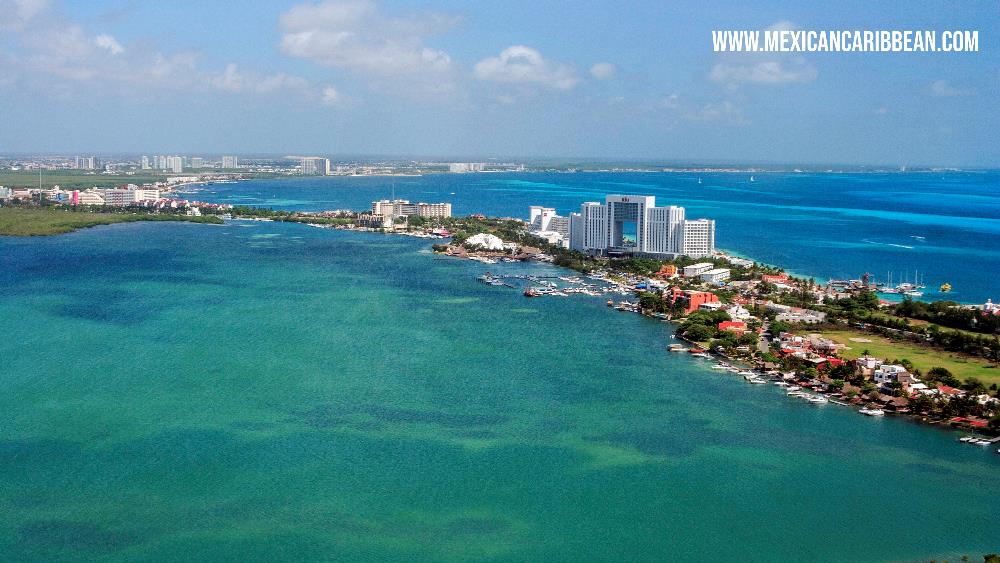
[0,207,222,236]
[817,329,1000,387]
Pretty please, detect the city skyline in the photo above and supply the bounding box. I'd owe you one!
[1,1,998,166]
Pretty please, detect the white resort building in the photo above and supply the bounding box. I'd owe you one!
[563,194,715,258]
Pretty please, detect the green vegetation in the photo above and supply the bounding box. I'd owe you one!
[0,207,222,236]
[0,170,168,190]
[817,328,1000,386]
[893,297,1000,335]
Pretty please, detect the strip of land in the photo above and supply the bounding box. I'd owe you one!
[0,207,222,236]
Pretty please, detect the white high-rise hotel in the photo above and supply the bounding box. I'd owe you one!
[568,195,715,258]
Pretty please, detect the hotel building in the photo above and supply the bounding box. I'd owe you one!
[567,194,715,258]
[300,157,330,175]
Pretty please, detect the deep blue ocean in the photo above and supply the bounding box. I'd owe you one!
[194,171,1000,304]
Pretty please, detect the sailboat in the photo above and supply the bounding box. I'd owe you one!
[749,175,756,182]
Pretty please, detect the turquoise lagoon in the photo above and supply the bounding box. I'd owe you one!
[1,218,998,561]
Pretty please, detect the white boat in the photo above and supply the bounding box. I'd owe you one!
[959,436,975,442]
[711,365,728,370]
[859,408,885,416]
[748,378,767,384]
[976,440,992,446]
[773,381,789,387]
[808,395,829,404]
[786,385,801,392]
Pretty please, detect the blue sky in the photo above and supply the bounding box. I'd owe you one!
[1,0,997,165]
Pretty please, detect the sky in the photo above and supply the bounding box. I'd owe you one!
[0,0,998,166]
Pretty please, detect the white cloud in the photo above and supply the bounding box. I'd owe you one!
[930,79,974,97]
[0,0,49,31]
[687,100,746,124]
[94,34,123,56]
[321,85,341,105]
[589,62,616,80]
[0,1,319,104]
[278,0,456,78]
[206,63,315,99]
[709,20,817,87]
[710,59,817,85]
[474,45,579,90]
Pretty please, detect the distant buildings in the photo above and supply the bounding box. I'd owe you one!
[566,194,715,258]
[75,156,100,170]
[141,156,151,170]
[102,188,160,206]
[449,162,486,173]
[167,156,183,174]
[74,190,105,205]
[190,157,204,168]
[372,199,451,218]
[361,199,453,228]
[222,155,239,169]
[300,157,330,175]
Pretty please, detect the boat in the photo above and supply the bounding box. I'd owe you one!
[786,385,801,392]
[976,440,992,446]
[748,378,767,384]
[903,290,924,297]
[523,288,541,297]
[808,395,829,404]
[940,282,952,292]
[959,436,975,442]
[859,407,885,416]
[690,352,712,358]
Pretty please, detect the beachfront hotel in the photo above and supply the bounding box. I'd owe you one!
[360,199,453,229]
[565,195,716,258]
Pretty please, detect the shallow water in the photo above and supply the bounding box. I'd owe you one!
[1,220,998,560]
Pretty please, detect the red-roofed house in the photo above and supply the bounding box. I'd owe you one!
[937,385,964,397]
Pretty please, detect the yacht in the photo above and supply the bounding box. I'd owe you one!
[808,395,829,404]
[859,407,885,416]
